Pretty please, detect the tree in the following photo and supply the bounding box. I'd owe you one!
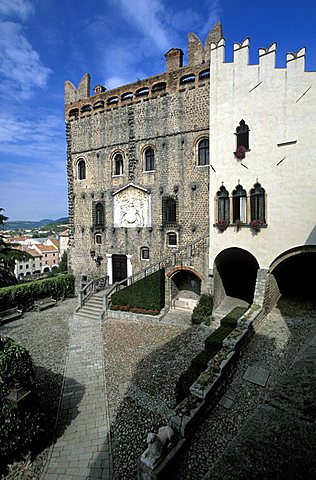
[58,251,68,273]
[0,208,31,287]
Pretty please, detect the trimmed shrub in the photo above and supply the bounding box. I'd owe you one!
[192,293,213,324]
[204,326,232,350]
[0,274,75,311]
[220,306,248,327]
[111,269,165,312]
[175,306,248,403]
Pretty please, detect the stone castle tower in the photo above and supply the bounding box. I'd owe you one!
[65,23,223,293]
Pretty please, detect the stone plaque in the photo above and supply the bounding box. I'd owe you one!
[113,183,151,228]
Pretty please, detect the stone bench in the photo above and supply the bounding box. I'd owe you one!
[0,307,23,325]
[34,297,57,311]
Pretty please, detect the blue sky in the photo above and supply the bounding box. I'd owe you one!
[0,0,315,221]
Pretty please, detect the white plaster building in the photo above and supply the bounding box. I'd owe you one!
[209,37,316,307]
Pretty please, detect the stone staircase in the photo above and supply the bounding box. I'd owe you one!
[75,291,104,320]
[76,234,209,319]
[173,290,200,311]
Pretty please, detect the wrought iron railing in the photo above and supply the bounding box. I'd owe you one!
[77,275,109,309]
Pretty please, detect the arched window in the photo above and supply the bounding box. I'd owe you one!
[140,247,149,260]
[232,184,247,223]
[217,185,230,222]
[250,183,266,223]
[78,159,86,180]
[162,196,177,226]
[198,138,209,166]
[167,232,177,246]
[144,147,155,171]
[113,153,123,176]
[94,203,105,227]
[235,119,249,149]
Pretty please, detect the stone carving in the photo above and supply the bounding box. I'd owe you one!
[141,425,174,468]
[113,184,151,228]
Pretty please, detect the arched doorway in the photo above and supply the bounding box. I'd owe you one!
[214,248,259,305]
[169,268,201,295]
[167,267,203,310]
[270,247,316,299]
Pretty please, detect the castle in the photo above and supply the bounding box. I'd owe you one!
[65,22,316,308]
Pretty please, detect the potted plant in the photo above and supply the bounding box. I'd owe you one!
[235,219,243,231]
[234,145,246,159]
[250,219,262,232]
[216,219,229,232]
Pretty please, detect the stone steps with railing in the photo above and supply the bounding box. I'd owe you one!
[76,234,209,319]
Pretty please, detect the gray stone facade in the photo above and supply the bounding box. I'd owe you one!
[65,24,223,287]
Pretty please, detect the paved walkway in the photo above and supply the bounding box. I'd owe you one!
[41,312,112,480]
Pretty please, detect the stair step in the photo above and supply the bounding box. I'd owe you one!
[174,298,198,311]
[75,312,100,320]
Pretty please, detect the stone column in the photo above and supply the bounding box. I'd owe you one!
[106,254,113,284]
[127,254,133,278]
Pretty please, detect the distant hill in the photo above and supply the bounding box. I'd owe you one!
[1,217,69,230]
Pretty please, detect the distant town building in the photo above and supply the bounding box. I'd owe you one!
[59,229,70,258]
[14,247,42,278]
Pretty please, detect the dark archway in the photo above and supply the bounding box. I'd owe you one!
[271,249,316,299]
[214,248,259,304]
[170,269,201,296]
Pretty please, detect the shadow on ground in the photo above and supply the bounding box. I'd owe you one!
[89,295,316,480]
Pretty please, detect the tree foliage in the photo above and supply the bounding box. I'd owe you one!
[0,208,31,287]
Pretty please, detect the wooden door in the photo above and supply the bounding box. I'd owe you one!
[112,254,127,284]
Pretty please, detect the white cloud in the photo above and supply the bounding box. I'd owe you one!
[0,1,52,99]
[0,0,34,21]
[0,21,52,98]
[111,0,170,51]
[0,111,65,161]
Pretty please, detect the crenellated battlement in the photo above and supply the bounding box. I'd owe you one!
[210,36,313,74]
[64,22,224,121]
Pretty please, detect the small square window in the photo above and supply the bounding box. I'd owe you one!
[167,232,177,246]
[141,247,149,260]
[95,234,102,244]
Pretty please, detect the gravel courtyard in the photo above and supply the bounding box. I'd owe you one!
[1,296,315,480]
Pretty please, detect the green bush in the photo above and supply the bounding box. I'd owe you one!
[0,274,75,311]
[0,336,40,470]
[192,293,213,324]
[0,336,35,397]
[111,269,165,312]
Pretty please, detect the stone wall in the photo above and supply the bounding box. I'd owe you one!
[65,25,221,285]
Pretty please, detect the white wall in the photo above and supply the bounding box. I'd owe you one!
[209,38,316,269]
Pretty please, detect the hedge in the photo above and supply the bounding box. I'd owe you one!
[111,269,165,312]
[175,306,248,403]
[0,274,75,311]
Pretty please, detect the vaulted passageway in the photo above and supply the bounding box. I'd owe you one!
[214,248,259,305]
[271,249,316,299]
